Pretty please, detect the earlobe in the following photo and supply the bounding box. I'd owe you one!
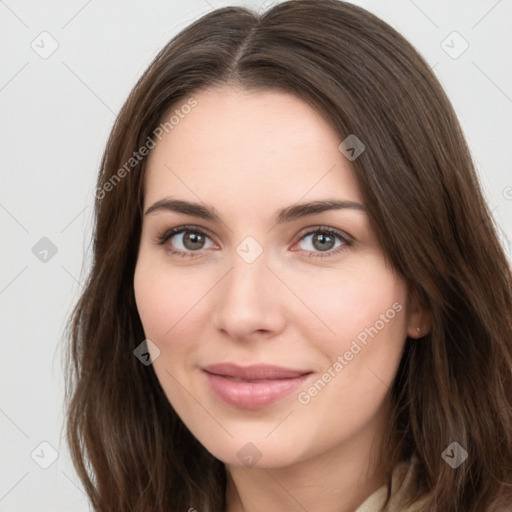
[406,288,432,339]
[407,318,431,339]
[411,326,425,338]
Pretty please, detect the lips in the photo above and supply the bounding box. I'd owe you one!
[202,363,312,409]
[202,363,310,380]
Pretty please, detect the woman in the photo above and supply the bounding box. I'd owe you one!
[65,1,512,510]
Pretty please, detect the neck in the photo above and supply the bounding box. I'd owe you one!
[224,402,392,512]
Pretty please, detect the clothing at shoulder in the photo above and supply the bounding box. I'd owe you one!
[354,457,426,512]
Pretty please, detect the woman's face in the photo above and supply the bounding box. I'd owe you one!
[134,86,420,468]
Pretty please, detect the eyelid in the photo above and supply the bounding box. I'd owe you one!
[294,225,353,244]
[153,224,217,246]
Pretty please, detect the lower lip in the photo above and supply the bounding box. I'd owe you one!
[203,371,310,409]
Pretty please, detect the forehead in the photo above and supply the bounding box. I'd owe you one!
[143,86,362,209]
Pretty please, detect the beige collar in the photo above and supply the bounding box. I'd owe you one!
[354,457,426,512]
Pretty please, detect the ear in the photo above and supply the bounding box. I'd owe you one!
[405,286,432,339]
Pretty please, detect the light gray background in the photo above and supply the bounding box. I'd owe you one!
[1,1,511,510]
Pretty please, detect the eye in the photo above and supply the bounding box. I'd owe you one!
[294,227,351,257]
[154,226,216,256]
[154,225,352,259]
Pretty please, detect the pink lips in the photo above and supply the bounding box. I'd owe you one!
[202,363,312,409]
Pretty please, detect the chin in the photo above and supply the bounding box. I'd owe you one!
[189,425,315,469]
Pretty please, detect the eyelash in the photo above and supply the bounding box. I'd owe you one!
[153,225,352,259]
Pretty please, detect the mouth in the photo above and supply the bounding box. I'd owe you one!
[201,363,313,409]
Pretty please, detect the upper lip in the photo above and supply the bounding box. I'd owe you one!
[202,363,312,380]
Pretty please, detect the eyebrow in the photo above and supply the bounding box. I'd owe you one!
[144,198,366,223]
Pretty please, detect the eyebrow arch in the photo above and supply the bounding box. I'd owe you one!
[276,199,366,223]
[144,198,366,223]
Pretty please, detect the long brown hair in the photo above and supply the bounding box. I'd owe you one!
[64,1,512,510]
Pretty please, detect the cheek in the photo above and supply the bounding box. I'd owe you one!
[134,255,205,341]
[291,257,407,346]
[296,261,408,405]
[133,254,216,394]
[134,263,171,341]
[296,264,408,422]
[133,259,199,405]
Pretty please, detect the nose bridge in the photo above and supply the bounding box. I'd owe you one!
[213,242,284,338]
[223,247,272,310]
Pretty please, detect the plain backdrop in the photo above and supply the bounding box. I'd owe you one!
[1,1,511,510]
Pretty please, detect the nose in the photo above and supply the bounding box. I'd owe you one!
[212,251,286,342]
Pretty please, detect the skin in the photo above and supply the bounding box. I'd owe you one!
[133,86,430,512]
